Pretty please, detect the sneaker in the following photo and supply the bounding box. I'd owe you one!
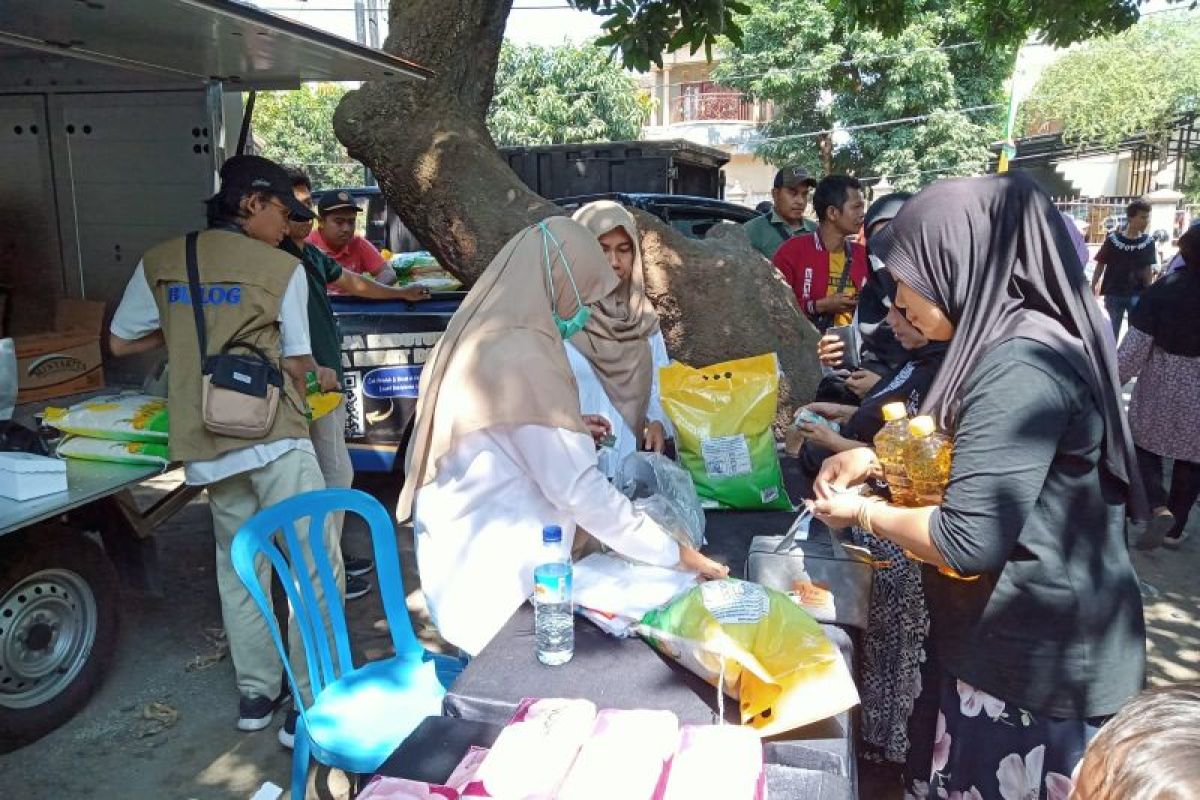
[1164,528,1190,549]
[278,709,298,749]
[1136,508,1175,551]
[345,574,373,601]
[344,556,374,577]
[238,692,283,732]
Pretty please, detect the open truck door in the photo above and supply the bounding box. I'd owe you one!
[0,0,427,752]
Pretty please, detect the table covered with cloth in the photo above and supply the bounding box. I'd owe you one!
[430,457,860,796]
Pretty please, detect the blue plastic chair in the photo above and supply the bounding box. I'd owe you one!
[230,488,463,799]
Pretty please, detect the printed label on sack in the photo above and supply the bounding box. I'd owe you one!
[700,580,770,625]
[533,566,572,604]
[761,486,779,504]
[700,434,752,478]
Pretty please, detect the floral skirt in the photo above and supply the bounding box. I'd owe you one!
[906,672,1106,800]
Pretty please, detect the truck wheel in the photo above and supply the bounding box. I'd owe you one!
[0,526,119,753]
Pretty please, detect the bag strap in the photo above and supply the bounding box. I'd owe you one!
[184,231,208,370]
[834,239,855,295]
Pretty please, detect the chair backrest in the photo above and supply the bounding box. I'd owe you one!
[230,488,425,705]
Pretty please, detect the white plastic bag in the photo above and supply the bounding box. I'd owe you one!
[0,338,15,421]
[616,451,706,548]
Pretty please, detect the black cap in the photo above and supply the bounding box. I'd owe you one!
[774,166,818,190]
[219,155,314,221]
[317,190,361,216]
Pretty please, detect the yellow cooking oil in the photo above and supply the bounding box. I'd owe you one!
[872,402,916,506]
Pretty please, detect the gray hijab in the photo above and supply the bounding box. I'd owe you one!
[871,173,1146,520]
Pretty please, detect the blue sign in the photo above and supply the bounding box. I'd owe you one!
[362,365,423,399]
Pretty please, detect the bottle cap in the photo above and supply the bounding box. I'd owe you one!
[881,402,908,422]
[908,416,937,437]
[542,525,563,544]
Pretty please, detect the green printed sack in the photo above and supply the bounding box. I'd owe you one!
[659,354,791,510]
[44,394,168,443]
[57,436,170,467]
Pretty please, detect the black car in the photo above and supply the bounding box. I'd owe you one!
[322,186,761,252]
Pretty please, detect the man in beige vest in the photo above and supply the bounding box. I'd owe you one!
[109,155,344,741]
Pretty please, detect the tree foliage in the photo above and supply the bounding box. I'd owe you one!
[836,0,1188,50]
[570,0,750,71]
[713,0,1016,190]
[254,84,362,188]
[1020,15,1200,150]
[487,42,652,146]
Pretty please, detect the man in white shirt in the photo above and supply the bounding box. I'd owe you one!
[109,156,343,741]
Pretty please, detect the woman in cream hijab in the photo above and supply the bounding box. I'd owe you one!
[398,217,727,656]
[567,201,674,478]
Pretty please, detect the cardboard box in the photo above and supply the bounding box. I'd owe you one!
[0,452,68,500]
[14,299,106,403]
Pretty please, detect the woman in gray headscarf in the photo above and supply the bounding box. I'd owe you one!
[811,173,1145,798]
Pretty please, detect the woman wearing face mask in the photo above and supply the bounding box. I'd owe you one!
[397,217,728,656]
[810,174,1146,798]
[564,201,673,478]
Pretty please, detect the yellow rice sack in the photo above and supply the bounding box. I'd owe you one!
[44,394,167,443]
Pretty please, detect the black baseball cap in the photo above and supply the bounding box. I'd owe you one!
[219,155,314,221]
[317,190,361,216]
[774,166,818,190]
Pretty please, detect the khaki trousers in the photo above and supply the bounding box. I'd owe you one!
[207,448,345,705]
[310,401,354,549]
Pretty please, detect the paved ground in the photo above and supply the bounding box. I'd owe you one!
[0,471,1196,800]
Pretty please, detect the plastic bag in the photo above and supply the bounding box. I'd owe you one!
[44,393,167,443]
[57,436,169,466]
[617,451,706,548]
[0,338,15,422]
[636,579,859,737]
[659,354,791,511]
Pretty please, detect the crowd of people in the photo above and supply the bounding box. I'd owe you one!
[103,151,1199,797]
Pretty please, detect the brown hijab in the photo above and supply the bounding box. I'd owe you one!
[570,201,662,435]
[397,217,620,522]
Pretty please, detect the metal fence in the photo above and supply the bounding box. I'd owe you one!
[1053,196,1141,244]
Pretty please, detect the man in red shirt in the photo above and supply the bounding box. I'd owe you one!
[306,190,397,293]
[772,174,868,332]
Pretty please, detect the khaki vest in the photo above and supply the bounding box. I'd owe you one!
[142,229,310,464]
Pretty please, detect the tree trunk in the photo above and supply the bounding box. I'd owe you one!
[334,0,822,414]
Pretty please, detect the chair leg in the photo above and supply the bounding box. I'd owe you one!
[291,717,312,800]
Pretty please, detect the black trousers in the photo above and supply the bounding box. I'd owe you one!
[1136,446,1200,536]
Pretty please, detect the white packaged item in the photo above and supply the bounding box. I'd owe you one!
[662,725,765,800]
[573,552,697,637]
[557,709,679,800]
[475,698,597,798]
[0,452,68,500]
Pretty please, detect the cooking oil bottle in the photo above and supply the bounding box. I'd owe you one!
[906,416,952,506]
[873,402,916,506]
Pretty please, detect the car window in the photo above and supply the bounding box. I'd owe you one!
[656,207,754,239]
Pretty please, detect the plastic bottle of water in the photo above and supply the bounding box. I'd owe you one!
[533,525,574,666]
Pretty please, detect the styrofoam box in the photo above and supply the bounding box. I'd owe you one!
[0,452,68,501]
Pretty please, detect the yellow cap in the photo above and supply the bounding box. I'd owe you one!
[881,402,908,422]
[908,416,937,437]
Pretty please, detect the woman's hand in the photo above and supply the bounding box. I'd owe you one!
[846,369,881,398]
[582,414,612,446]
[817,334,845,367]
[805,402,855,425]
[643,421,667,454]
[814,446,881,499]
[798,422,843,450]
[676,546,730,581]
[809,492,873,530]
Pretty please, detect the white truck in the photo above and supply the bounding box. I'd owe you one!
[0,0,427,751]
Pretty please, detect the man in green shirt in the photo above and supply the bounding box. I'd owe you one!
[283,168,430,601]
[743,166,819,259]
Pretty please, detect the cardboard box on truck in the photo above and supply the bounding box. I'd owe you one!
[14,299,106,403]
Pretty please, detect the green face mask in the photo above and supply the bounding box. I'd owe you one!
[540,222,591,339]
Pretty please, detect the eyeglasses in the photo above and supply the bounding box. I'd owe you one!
[267,197,292,220]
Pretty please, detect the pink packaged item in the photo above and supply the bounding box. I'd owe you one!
[557,709,679,800]
[445,746,489,793]
[356,775,459,799]
[473,698,597,799]
[659,725,765,800]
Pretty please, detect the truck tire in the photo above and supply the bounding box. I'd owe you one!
[0,525,119,753]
